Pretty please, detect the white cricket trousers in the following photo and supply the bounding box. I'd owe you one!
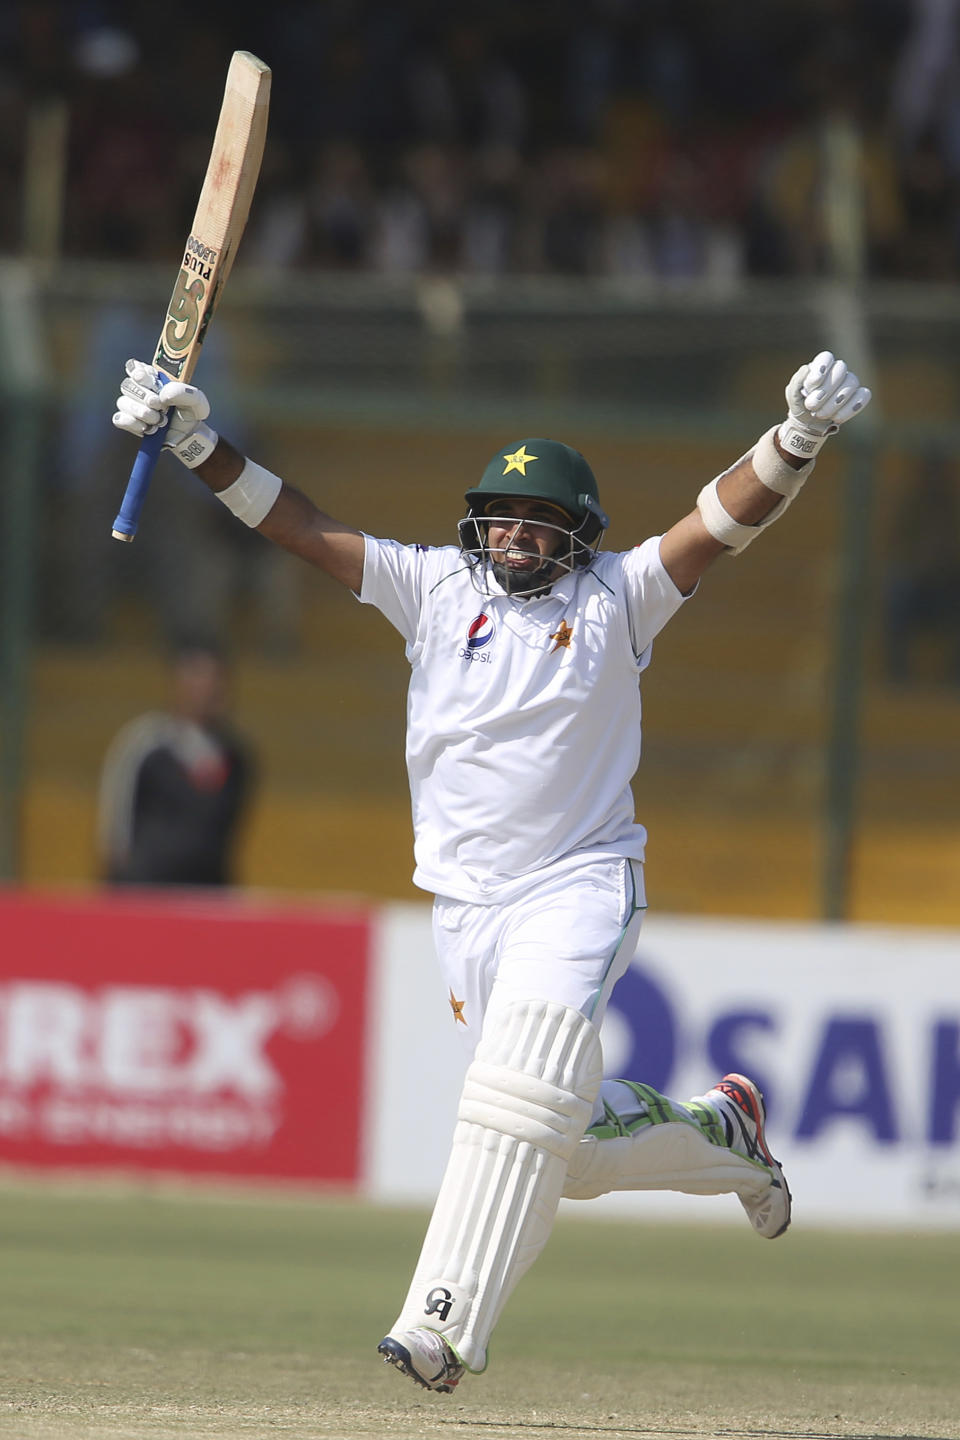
[431,854,645,1060]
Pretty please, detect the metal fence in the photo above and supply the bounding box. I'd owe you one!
[2,263,959,922]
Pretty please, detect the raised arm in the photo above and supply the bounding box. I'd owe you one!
[658,352,872,595]
[190,435,366,593]
[112,361,366,593]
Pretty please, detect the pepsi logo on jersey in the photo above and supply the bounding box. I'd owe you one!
[466,614,495,648]
[459,613,496,663]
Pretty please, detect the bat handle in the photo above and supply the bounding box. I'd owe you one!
[111,366,176,540]
[111,428,166,541]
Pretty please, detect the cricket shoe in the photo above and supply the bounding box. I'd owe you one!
[705,1073,792,1239]
[377,1328,465,1393]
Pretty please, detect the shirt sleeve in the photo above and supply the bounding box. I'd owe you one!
[618,535,693,662]
[358,534,430,643]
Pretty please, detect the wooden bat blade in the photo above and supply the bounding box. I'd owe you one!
[153,51,270,384]
[112,51,270,542]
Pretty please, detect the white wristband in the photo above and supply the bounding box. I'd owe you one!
[777,415,837,461]
[696,427,817,554]
[752,425,816,497]
[215,458,283,527]
[171,421,219,469]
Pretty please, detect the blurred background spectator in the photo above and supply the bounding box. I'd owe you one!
[2,0,957,284]
[97,639,256,887]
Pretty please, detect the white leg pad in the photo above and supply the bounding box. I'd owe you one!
[389,999,602,1373]
[563,1122,772,1200]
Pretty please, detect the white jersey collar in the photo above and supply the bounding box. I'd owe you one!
[476,561,580,608]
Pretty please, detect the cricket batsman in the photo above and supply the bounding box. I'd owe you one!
[113,348,871,1392]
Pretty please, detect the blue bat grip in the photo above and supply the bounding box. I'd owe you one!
[111,426,166,540]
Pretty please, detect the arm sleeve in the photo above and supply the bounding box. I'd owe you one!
[357,535,432,643]
[619,535,694,662]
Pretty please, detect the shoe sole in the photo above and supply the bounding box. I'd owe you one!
[377,1336,459,1394]
[718,1072,793,1238]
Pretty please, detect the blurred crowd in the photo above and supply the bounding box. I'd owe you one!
[3,0,960,283]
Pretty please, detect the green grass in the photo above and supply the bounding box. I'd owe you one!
[0,1180,957,1440]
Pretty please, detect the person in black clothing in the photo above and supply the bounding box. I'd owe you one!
[97,641,254,886]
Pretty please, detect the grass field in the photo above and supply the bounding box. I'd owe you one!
[0,1180,957,1440]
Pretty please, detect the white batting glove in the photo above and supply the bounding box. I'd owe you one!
[778,351,872,461]
[112,359,219,468]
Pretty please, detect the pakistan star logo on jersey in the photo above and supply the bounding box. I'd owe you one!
[549,621,573,652]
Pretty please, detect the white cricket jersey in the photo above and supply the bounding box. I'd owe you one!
[359,536,690,903]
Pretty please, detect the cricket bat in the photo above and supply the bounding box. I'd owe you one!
[111,50,271,541]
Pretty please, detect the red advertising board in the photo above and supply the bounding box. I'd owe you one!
[0,890,371,1183]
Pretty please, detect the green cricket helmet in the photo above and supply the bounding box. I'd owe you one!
[458,438,609,595]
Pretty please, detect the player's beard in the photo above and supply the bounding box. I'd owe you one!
[489,521,574,597]
[490,553,562,597]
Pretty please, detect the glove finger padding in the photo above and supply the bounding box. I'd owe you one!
[830,385,872,424]
[112,359,165,438]
[125,357,162,391]
[803,367,871,425]
[113,390,166,436]
[801,351,835,393]
[113,406,156,437]
[117,380,166,425]
[156,380,211,424]
[779,351,872,459]
[111,358,218,468]
[803,359,855,410]
[120,376,162,411]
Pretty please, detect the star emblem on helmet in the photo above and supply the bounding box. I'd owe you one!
[501,445,538,476]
